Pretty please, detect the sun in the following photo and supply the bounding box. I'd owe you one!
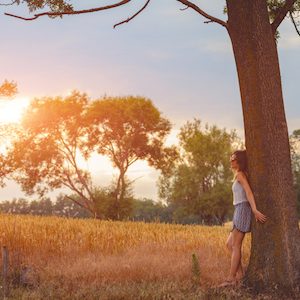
[0,97,30,123]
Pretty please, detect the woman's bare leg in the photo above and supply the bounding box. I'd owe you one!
[236,261,244,280]
[229,228,245,280]
[226,232,244,279]
[226,232,233,252]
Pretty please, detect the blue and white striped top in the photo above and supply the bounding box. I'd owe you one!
[232,179,249,205]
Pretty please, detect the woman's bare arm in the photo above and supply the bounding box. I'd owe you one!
[237,172,267,223]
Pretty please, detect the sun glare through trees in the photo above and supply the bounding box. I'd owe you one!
[0,97,30,123]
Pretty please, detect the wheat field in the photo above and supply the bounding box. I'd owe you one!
[0,213,252,299]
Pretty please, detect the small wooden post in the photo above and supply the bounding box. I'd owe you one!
[2,246,9,299]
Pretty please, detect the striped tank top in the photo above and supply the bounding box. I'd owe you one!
[232,179,248,205]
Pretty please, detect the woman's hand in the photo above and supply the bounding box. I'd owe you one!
[253,209,267,223]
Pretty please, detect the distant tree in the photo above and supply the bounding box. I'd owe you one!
[53,194,91,218]
[0,197,52,215]
[5,91,100,217]
[5,93,175,220]
[84,96,177,219]
[0,198,30,214]
[159,119,240,225]
[29,197,53,215]
[91,185,134,220]
[131,198,172,223]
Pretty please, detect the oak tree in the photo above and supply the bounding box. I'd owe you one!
[6,93,174,220]
[84,96,175,220]
[5,91,101,217]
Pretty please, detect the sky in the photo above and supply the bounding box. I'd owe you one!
[0,1,299,202]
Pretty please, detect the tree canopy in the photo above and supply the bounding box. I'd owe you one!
[3,92,175,219]
[159,119,242,225]
[5,91,98,214]
[84,96,176,219]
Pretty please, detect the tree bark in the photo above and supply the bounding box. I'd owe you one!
[226,0,300,292]
[114,167,126,220]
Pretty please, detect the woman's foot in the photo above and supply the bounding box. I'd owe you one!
[218,277,238,287]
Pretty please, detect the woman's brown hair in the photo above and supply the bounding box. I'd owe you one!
[231,149,249,179]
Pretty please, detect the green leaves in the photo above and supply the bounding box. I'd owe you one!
[158,118,241,225]
[22,0,73,14]
[84,96,174,218]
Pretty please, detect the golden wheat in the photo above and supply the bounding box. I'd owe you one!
[0,213,253,298]
[0,213,250,257]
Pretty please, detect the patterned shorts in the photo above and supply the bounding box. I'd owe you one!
[230,201,252,233]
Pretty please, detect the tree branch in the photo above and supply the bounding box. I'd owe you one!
[65,195,93,213]
[176,0,227,28]
[5,0,132,21]
[114,0,151,28]
[290,11,300,37]
[0,0,18,6]
[63,173,94,212]
[180,6,189,11]
[271,0,297,32]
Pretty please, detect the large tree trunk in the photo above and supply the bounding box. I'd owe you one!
[226,0,300,292]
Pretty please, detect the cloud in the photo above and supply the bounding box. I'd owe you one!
[277,18,300,51]
[279,34,300,50]
[144,49,176,61]
[287,118,300,134]
[200,39,232,54]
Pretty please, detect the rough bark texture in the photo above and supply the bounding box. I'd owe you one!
[226,0,300,292]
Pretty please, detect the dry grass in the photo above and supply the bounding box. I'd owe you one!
[0,214,253,299]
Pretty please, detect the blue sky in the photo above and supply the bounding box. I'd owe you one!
[0,1,299,201]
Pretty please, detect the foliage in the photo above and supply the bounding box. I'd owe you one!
[92,185,134,220]
[0,196,90,218]
[18,0,73,14]
[53,194,91,218]
[290,129,300,217]
[0,79,17,98]
[159,119,241,225]
[267,0,300,20]
[84,96,177,219]
[131,198,173,223]
[4,93,175,220]
[5,91,99,216]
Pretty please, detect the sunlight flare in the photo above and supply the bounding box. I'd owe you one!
[0,97,30,123]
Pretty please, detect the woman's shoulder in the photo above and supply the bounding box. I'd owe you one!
[236,171,248,182]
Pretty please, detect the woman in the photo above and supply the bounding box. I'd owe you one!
[220,150,267,287]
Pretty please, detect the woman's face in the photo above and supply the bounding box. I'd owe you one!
[230,155,239,171]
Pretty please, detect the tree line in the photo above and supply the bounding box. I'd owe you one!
[0,196,170,223]
[0,92,299,224]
